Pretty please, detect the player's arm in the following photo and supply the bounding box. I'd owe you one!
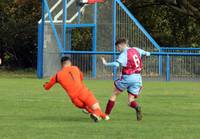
[43,74,57,90]
[134,47,150,57]
[101,57,120,67]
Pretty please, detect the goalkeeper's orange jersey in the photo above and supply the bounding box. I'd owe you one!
[44,66,89,99]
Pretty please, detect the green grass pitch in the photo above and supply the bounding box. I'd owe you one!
[0,76,200,139]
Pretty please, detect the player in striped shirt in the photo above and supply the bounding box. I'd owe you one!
[101,38,150,121]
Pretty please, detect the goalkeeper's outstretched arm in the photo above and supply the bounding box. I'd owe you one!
[43,75,57,90]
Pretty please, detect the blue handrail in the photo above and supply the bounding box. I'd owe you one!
[62,51,200,56]
[161,47,200,50]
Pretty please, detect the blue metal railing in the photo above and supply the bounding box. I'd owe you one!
[159,47,200,81]
[66,24,96,28]
[62,51,200,56]
[113,0,117,80]
[161,47,200,50]
[37,1,45,79]
[92,3,98,78]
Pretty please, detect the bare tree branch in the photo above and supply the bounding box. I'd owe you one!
[125,0,200,19]
[161,0,200,19]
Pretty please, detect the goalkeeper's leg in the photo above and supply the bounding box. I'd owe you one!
[90,102,110,121]
[72,96,109,122]
[80,91,109,122]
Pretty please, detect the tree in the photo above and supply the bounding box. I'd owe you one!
[0,0,41,68]
[157,0,200,19]
[125,0,200,20]
[124,0,200,47]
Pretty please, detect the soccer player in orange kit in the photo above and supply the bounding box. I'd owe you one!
[43,56,109,122]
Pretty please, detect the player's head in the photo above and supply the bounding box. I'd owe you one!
[115,38,128,52]
[61,56,72,67]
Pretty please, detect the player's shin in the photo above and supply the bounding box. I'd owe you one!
[129,101,139,109]
[105,99,115,115]
[105,90,119,115]
[129,101,142,121]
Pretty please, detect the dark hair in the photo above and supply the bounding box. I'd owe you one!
[115,38,128,46]
[61,56,71,64]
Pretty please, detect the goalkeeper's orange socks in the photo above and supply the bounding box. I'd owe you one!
[84,106,93,113]
[84,106,108,120]
[93,108,107,119]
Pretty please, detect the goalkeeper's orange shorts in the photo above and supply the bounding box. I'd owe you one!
[71,90,97,109]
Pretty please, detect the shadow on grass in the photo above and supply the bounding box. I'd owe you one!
[30,115,91,123]
[0,69,36,79]
[142,112,198,119]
